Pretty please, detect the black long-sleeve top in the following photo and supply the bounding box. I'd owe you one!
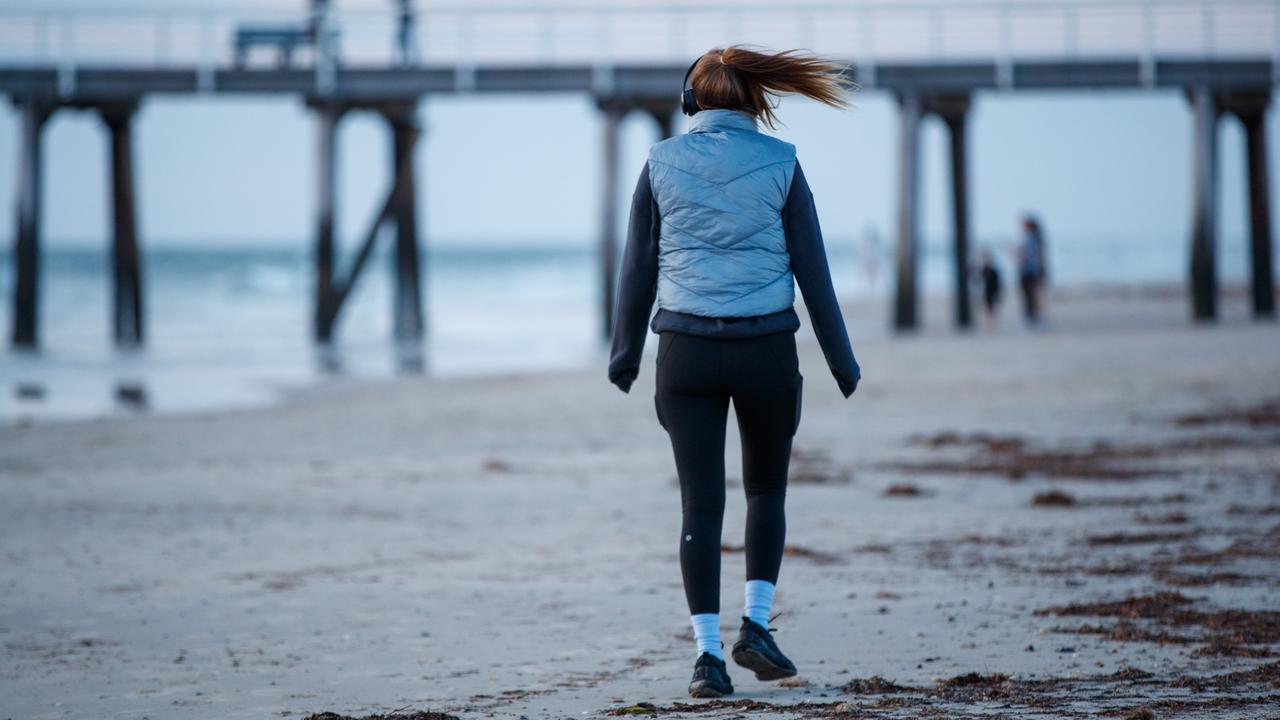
[608,160,861,398]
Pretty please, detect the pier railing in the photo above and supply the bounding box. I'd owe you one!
[2,1,1279,72]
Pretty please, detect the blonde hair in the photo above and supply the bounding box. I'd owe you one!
[690,46,853,128]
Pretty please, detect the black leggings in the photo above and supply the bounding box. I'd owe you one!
[654,331,803,616]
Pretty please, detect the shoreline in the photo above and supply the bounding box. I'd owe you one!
[4,279,1272,428]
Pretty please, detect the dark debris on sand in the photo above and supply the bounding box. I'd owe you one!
[300,707,458,712]
[882,483,926,497]
[610,702,658,715]
[838,665,1277,716]
[1085,530,1193,546]
[789,447,853,485]
[1172,659,1280,690]
[1227,503,1280,517]
[1033,491,1193,511]
[1173,398,1280,429]
[890,431,1277,482]
[1052,622,1199,646]
[1031,489,1076,506]
[1174,527,1280,566]
[842,675,906,694]
[1111,708,1156,720]
[611,699,782,715]
[1159,570,1263,587]
[720,543,841,565]
[1103,695,1280,717]
[912,431,1027,453]
[1036,591,1280,658]
[920,490,1279,595]
[608,664,1280,718]
[1132,511,1189,525]
[833,668,1164,715]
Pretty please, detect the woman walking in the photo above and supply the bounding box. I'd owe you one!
[608,46,861,698]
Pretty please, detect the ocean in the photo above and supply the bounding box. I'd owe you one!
[0,232,1261,423]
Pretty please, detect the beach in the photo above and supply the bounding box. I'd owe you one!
[2,288,1278,719]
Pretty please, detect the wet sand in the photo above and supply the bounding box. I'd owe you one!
[2,288,1279,719]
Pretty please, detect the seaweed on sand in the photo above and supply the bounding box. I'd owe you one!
[1173,398,1280,428]
[302,707,458,712]
[789,447,853,485]
[1036,591,1280,658]
[889,431,1275,482]
[720,543,841,565]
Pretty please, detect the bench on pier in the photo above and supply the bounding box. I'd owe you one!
[233,26,314,68]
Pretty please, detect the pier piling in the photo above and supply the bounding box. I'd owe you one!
[312,101,341,343]
[100,102,144,347]
[929,95,974,331]
[1231,94,1276,319]
[11,99,50,349]
[598,99,624,339]
[641,103,677,141]
[385,102,424,344]
[1188,86,1219,322]
[308,100,423,347]
[893,93,922,331]
[894,93,974,332]
[948,114,972,330]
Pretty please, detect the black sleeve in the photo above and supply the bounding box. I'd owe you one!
[784,161,861,398]
[607,163,660,393]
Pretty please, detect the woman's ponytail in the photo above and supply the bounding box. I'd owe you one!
[691,46,853,128]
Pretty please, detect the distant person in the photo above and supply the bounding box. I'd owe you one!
[1016,215,1048,325]
[309,0,331,40]
[309,0,336,66]
[609,47,860,698]
[975,247,1002,327]
[394,0,417,66]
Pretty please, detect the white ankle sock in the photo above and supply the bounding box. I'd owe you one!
[690,613,722,660]
[744,579,776,628]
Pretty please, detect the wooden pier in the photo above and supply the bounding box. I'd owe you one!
[3,2,1279,351]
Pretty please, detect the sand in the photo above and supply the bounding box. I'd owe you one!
[2,288,1279,719]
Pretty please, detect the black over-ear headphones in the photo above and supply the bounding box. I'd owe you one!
[680,58,700,116]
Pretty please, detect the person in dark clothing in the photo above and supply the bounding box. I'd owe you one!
[607,46,859,699]
[1016,215,1048,325]
[394,0,416,66]
[976,247,1002,327]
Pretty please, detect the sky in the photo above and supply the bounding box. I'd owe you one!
[0,0,1274,261]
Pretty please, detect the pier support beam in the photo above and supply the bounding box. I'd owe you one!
[1243,104,1275,318]
[384,102,424,344]
[927,95,974,330]
[308,99,423,351]
[639,102,677,141]
[10,99,51,349]
[1187,87,1220,322]
[100,102,144,347]
[312,102,342,343]
[893,93,922,331]
[1222,92,1276,319]
[597,99,626,339]
[892,93,974,332]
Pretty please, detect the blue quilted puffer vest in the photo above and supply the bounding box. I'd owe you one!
[647,108,797,318]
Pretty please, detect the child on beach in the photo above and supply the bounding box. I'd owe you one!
[607,46,860,699]
[976,247,1002,328]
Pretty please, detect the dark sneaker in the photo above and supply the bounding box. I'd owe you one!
[688,652,734,698]
[731,617,798,681]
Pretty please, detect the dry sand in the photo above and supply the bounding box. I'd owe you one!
[2,289,1279,719]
